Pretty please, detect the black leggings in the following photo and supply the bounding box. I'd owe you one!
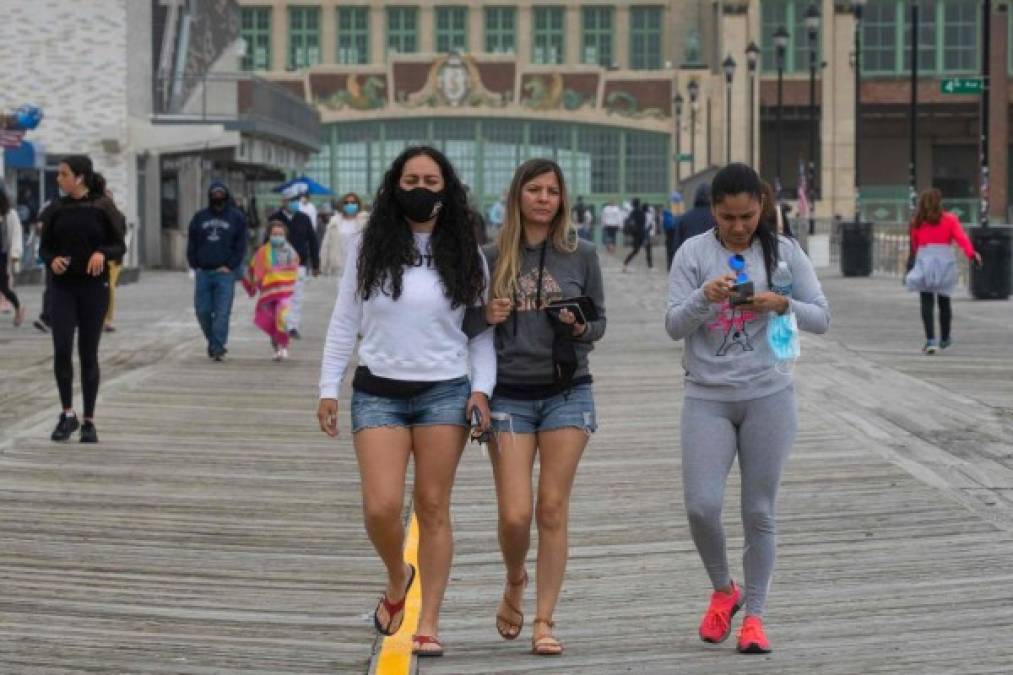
[0,252,19,310]
[920,292,952,342]
[624,233,653,268]
[51,279,109,418]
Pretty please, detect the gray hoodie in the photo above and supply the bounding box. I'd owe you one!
[469,239,606,385]
[665,231,830,401]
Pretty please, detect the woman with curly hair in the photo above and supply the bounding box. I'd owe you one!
[317,146,495,657]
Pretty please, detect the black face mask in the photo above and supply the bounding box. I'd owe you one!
[210,196,227,210]
[395,187,444,223]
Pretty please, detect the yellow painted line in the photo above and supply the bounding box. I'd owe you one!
[374,512,421,675]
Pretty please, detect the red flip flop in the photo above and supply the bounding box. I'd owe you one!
[373,563,416,636]
[412,634,444,657]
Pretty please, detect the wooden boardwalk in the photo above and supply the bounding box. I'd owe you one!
[0,254,1011,674]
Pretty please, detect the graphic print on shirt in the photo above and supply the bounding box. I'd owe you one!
[708,301,757,356]
[515,264,562,311]
[202,218,231,242]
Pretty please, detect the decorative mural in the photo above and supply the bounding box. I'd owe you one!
[275,55,674,123]
[603,80,672,120]
[520,74,593,111]
[313,73,387,111]
[403,53,508,108]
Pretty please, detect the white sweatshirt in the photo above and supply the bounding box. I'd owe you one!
[319,231,496,399]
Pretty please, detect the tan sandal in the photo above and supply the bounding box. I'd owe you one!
[531,617,563,656]
[496,570,528,640]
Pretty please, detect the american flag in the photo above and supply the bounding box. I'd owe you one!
[796,159,810,219]
[0,128,25,148]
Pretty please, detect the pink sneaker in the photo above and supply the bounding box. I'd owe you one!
[698,580,743,643]
[737,615,772,654]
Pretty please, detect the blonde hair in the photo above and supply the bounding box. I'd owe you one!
[492,159,577,299]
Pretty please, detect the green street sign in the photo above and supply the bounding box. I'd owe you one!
[675,153,693,162]
[941,78,983,95]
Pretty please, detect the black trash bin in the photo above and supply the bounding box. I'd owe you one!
[969,226,1012,300]
[840,221,873,277]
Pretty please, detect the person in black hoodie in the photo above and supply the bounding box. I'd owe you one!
[621,198,651,271]
[187,180,247,361]
[39,155,126,443]
[266,185,319,339]
[672,183,718,256]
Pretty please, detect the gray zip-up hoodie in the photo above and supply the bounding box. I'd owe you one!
[470,238,606,385]
[665,231,830,401]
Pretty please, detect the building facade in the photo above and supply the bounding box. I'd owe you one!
[0,0,322,270]
[239,0,1011,225]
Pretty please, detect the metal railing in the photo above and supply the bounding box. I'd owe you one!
[153,73,322,152]
[804,218,971,283]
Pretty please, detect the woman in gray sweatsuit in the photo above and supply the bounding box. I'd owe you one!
[665,163,829,654]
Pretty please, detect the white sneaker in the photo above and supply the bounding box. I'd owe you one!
[272,349,283,361]
[279,348,289,360]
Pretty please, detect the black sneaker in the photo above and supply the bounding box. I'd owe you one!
[51,413,80,441]
[79,421,98,443]
[288,329,301,340]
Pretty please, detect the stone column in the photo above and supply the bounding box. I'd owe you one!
[566,4,580,65]
[718,2,749,165]
[320,1,336,64]
[516,3,532,66]
[988,2,1009,220]
[469,4,483,55]
[419,4,434,54]
[271,0,287,71]
[614,4,629,70]
[821,2,856,220]
[370,5,385,63]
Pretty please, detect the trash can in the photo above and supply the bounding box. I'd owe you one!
[969,226,1012,300]
[840,221,873,277]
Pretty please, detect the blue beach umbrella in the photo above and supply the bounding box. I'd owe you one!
[272,175,334,195]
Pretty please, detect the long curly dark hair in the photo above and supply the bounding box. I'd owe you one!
[357,146,484,308]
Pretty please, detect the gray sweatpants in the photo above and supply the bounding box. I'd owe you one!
[680,386,797,616]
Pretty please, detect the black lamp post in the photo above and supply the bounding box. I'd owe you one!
[853,0,866,224]
[674,93,684,183]
[723,54,736,165]
[745,41,760,168]
[774,26,789,197]
[805,3,820,236]
[909,0,919,214]
[979,0,991,227]
[688,79,700,175]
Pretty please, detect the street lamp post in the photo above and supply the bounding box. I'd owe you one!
[723,54,736,165]
[745,41,760,169]
[806,3,820,236]
[909,0,919,214]
[774,26,789,197]
[979,0,991,227]
[688,80,700,175]
[674,93,684,183]
[853,0,866,224]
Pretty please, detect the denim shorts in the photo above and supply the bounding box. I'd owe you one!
[489,383,597,435]
[350,376,471,433]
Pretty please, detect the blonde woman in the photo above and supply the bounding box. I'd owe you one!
[469,158,606,655]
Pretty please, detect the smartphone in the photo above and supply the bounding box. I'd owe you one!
[470,408,491,444]
[729,280,755,306]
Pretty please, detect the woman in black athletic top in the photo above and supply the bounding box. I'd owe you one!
[39,155,125,443]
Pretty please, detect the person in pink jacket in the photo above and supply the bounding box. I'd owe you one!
[904,188,981,354]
